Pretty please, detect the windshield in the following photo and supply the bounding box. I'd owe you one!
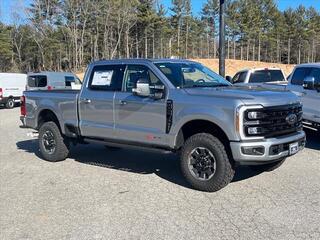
[155,62,230,88]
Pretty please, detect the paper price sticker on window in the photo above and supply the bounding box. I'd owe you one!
[92,70,114,86]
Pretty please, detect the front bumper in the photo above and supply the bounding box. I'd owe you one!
[230,131,306,164]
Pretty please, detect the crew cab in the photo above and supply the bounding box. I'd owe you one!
[20,59,306,192]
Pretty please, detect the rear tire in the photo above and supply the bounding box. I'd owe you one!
[39,121,69,162]
[180,133,235,192]
[249,158,286,172]
[6,98,15,109]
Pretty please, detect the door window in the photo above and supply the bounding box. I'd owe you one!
[309,68,320,82]
[89,65,125,91]
[237,72,247,83]
[233,72,246,83]
[291,68,311,85]
[123,65,163,92]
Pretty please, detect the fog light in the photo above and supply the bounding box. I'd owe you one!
[241,146,265,156]
[248,127,262,135]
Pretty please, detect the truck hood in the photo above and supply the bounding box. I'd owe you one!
[183,85,300,107]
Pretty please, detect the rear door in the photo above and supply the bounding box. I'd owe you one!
[78,64,125,139]
[114,64,167,145]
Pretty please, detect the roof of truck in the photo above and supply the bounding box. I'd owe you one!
[92,58,197,65]
[27,71,76,76]
[295,62,320,68]
[237,67,283,72]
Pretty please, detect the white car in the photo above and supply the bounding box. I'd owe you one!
[0,73,27,108]
[228,68,287,85]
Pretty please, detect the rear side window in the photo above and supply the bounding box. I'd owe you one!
[89,65,125,91]
[28,75,47,87]
[291,68,311,85]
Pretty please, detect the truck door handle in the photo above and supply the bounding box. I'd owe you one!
[81,98,91,104]
[119,100,127,105]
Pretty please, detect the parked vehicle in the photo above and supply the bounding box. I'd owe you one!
[227,68,287,85]
[252,63,320,131]
[27,71,81,91]
[20,59,305,192]
[0,73,27,108]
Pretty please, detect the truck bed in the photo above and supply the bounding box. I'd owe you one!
[24,89,79,131]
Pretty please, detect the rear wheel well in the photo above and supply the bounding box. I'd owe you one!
[38,109,60,131]
[177,120,232,159]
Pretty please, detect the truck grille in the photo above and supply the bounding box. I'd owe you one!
[244,104,303,138]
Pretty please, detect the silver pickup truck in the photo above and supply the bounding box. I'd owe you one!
[20,59,305,192]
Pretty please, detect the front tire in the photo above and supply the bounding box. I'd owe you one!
[180,133,235,192]
[6,98,15,109]
[249,158,286,172]
[39,121,69,162]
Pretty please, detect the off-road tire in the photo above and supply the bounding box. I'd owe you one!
[249,158,286,172]
[39,121,69,162]
[6,98,15,109]
[180,133,235,192]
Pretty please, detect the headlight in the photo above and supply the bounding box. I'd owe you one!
[247,111,264,120]
[235,105,264,140]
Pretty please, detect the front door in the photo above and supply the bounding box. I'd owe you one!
[79,64,124,139]
[302,68,320,122]
[287,67,320,122]
[114,64,168,146]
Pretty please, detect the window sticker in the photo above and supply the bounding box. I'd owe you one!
[92,70,113,86]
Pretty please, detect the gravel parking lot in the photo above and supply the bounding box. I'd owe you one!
[0,107,319,240]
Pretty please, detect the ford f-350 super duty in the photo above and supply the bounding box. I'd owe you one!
[20,59,306,192]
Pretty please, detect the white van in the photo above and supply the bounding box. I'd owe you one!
[26,72,81,91]
[0,73,27,108]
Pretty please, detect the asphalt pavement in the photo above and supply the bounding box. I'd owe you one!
[0,107,319,240]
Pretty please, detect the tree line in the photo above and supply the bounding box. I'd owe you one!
[0,0,319,73]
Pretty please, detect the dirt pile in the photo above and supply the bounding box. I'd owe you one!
[192,58,295,77]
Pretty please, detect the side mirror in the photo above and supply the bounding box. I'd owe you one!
[226,76,233,83]
[132,79,150,97]
[303,76,315,90]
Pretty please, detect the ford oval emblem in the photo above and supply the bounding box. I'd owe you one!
[286,113,297,125]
